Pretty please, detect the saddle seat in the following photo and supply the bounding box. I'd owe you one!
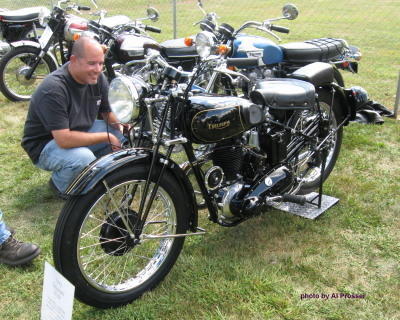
[279,38,347,63]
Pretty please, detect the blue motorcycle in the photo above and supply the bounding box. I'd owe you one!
[163,2,361,94]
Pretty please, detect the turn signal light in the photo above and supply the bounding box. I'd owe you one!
[184,37,193,46]
[218,44,228,55]
[73,34,81,41]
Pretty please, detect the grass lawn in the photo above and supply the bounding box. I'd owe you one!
[0,0,399,319]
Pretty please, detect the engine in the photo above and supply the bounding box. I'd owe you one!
[195,78,317,224]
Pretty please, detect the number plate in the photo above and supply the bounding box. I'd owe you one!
[39,26,53,49]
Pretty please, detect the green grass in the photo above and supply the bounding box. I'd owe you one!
[0,0,399,319]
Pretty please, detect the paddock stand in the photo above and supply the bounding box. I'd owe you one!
[272,148,339,219]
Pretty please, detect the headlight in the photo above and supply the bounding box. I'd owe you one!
[109,75,143,123]
[195,31,216,59]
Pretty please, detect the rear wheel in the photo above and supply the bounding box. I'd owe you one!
[53,165,188,308]
[288,89,343,194]
[0,45,57,101]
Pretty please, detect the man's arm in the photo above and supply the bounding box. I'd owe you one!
[51,129,121,150]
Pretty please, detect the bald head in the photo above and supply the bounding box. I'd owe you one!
[71,37,103,59]
[68,37,104,85]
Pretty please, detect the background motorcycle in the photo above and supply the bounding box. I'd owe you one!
[0,0,91,101]
[52,49,364,308]
[0,0,188,102]
[0,6,50,58]
[176,2,361,93]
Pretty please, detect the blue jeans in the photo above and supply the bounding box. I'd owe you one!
[0,209,11,245]
[36,120,125,193]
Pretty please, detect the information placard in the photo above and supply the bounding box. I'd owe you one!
[41,262,75,320]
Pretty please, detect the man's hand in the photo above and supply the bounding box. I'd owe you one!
[108,133,122,151]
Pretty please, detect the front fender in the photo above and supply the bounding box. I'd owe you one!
[10,41,58,67]
[65,148,199,231]
[10,40,41,49]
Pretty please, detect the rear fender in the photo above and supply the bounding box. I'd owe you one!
[65,148,199,231]
[319,84,356,125]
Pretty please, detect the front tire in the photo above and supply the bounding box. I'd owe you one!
[0,46,57,101]
[53,165,188,308]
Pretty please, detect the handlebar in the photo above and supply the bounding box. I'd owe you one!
[145,25,162,34]
[270,24,289,34]
[77,6,90,11]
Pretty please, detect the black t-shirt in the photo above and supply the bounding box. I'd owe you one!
[21,63,111,163]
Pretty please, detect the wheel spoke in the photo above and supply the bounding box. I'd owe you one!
[77,179,177,293]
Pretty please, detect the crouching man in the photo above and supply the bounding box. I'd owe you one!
[22,37,124,199]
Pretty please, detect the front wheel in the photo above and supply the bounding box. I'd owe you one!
[0,46,57,101]
[53,165,188,308]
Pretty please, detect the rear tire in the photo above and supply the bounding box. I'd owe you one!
[288,89,343,194]
[53,165,188,308]
[0,45,57,101]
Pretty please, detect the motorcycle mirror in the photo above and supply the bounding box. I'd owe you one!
[282,4,299,20]
[91,0,98,9]
[147,7,159,22]
[197,0,207,16]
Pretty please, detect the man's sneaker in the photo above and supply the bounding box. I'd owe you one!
[0,235,40,266]
[48,179,68,200]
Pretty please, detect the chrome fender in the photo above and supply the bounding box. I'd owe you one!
[10,40,58,67]
[65,148,199,231]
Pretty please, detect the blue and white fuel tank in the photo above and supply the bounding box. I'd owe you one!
[232,34,284,66]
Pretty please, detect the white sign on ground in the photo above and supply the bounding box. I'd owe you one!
[41,261,75,320]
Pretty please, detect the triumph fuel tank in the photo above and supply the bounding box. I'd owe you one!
[185,95,265,144]
[113,33,161,62]
[233,34,284,66]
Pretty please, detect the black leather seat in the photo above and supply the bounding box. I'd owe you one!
[250,78,315,110]
[279,38,346,63]
[160,38,198,58]
[0,7,46,22]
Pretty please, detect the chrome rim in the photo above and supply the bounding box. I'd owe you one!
[77,180,176,293]
[3,52,51,100]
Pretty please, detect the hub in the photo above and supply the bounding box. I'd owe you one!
[99,209,141,256]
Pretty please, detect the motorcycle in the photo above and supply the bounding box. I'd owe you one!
[0,6,50,58]
[85,7,163,81]
[0,0,186,102]
[0,0,91,101]
[52,46,366,308]
[175,2,361,93]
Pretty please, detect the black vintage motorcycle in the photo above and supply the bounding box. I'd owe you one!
[0,6,50,58]
[52,47,364,307]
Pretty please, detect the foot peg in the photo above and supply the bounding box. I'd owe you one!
[281,194,307,205]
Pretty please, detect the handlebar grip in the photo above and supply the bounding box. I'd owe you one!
[226,57,259,68]
[78,6,91,11]
[270,24,290,34]
[145,25,162,34]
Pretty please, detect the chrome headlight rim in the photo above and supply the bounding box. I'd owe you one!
[195,31,216,59]
[109,75,140,123]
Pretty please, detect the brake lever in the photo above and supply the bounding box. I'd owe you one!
[258,24,281,41]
